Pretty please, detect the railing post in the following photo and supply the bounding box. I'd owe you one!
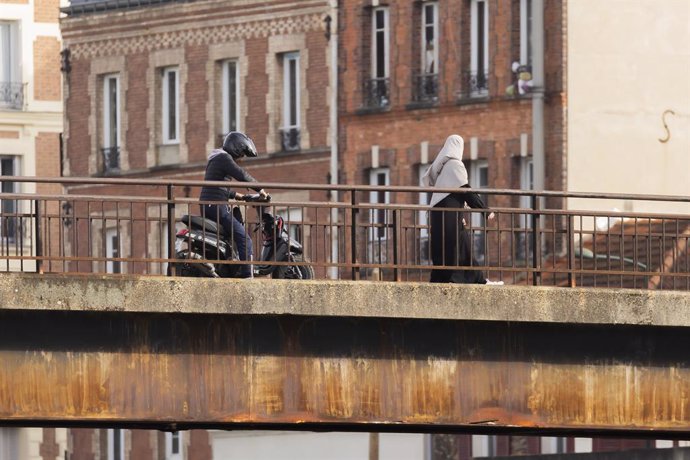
[531,195,542,286]
[34,200,42,274]
[567,213,575,288]
[167,184,176,276]
[350,190,359,280]
[392,209,399,282]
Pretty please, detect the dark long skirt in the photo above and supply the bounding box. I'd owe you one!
[429,194,486,284]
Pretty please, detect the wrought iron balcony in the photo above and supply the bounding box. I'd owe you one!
[362,77,390,109]
[458,71,489,99]
[412,73,439,104]
[101,146,120,173]
[279,127,301,152]
[0,82,25,110]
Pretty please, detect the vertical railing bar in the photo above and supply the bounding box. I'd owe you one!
[350,190,359,280]
[167,184,176,276]
[35,199,42,274]
[393,208,399,282]
[567,213,574,287]
[531,195,541,286]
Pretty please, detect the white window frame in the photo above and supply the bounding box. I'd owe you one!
[371,7,390,79]
[0,21,20,84]
[418,164,431,239]
[520,157,534,228]
[421,2,439,75]
[0,157,19,241]
[541,437,567,454]
[276,207,304,243]
[162,67,180,144]
[222,60,240,133]
[470,0,489,95]
[106,227,121,274]
[469,159,489,228]
[282,52,301,131]
[107,428,125,460]
[103,74,120,149]
[472,435,496,457]
[369,167,390,241]
[0,428,19,460]
[520,0,533,66]
[165,431,183,460]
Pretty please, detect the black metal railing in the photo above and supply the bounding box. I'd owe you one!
[458,71,489,99]
[101,147,120,173]
[0,177,689,291]
[0,82,24,110]
[412,73,439,103]
[362,77,390,109]
[279,127,301,152]
[61,0,195,16]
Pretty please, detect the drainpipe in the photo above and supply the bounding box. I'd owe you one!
[328,1,339,279]
[532,0,545,197]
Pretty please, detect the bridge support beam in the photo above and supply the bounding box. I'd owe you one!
[0,274,688,437]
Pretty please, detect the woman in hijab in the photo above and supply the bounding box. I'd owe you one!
[422,134,498,284]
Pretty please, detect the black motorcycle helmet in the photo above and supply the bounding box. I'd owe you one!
[222,131,258,160]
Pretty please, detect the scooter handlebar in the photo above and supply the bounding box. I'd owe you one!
[240,193,271,203]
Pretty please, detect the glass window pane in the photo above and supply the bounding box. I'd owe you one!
[289,58,297,125]
[167,71,177,140]
[228,62,237,131]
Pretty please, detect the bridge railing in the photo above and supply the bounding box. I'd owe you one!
[0,177,688,289]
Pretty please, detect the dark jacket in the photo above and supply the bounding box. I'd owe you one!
[199,149,261,202]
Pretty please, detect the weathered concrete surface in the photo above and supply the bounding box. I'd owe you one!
[0,273,688,326]
[0,273,688,436]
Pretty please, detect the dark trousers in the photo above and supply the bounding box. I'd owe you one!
[429,195,486,284]
[201,204,253,278]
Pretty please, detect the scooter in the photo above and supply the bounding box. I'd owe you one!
[172,194,314,279]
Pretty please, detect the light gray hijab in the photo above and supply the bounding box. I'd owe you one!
[422,135,469,207]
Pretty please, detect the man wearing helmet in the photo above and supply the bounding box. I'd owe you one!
[199,131,268,278]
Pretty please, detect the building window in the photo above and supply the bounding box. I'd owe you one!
[469,160,489,263]
[414,2,439,102]
[162,67,179,144]
[364,7,390,108]
[520,0,533,67]
[102,74,120,172]
[369,168,390,241]
[0,21,22,109]
[469,0,489,96]
[107,429,125,460]
[276,207,303,243]
[165,431,183,460]
[222,60,239,134]
[0,428,19,460]
[418,164,431,262]
[106,228,121,274]
[472,435,496,457]
[280,52,301,151]
[0,157,19,242]
[541,437,567,454]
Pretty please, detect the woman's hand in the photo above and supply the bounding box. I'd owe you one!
[234,192,245,201]
[487,211,496,221]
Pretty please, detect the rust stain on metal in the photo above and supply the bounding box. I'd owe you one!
[0,311,689,434]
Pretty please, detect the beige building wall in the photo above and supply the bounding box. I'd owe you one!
[567,0,690,215]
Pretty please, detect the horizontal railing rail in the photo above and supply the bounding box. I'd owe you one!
[0,177,688,290]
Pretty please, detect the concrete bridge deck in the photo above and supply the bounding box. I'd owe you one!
[0,273,688,437]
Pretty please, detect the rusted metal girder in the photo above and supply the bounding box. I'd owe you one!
[0,275,688,437]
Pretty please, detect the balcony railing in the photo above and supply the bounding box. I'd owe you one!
[362,77,390,109]
[101,146,120,173]
[61,0,194,16]
[412,73,439,104]
[279,127,301,152]
[458,71,489,99]
[0,82,24,110]
[1,177,689,291]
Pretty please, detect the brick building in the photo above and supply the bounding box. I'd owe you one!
[59,0,335,274]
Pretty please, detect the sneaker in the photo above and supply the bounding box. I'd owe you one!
[485,279,504,285]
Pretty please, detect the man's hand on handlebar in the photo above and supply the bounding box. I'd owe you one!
[234,190,271,203]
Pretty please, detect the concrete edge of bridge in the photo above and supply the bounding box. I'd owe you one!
[0,273,688,327]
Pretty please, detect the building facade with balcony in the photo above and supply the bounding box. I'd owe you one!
[59,0,335,275]
[0,0,64,266]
